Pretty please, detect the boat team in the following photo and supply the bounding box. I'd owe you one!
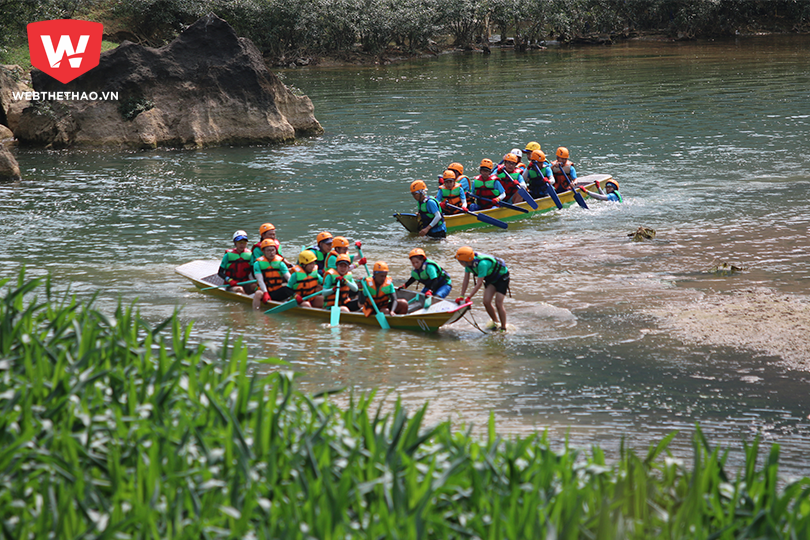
[218,143,621,331]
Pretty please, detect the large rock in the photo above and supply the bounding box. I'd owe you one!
[0,145,21,181]
[16,13,322,149]
[1,65,31,133]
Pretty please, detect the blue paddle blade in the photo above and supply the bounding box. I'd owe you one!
[330,304,340,326]
[517,185,539,209]
[424,295,433,309]
[546,183,563,209]
[376,312,390,329]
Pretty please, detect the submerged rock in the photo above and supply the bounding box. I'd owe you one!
[0,145,21,181]
[628,226,656,241]
[16,13,322,149]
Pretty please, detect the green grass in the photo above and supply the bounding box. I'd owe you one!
[0,41,118,72]
[1,269,809,539]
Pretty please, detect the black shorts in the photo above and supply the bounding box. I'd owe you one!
[269,286,293,301]
[427,229,447,239]
[484,272,510,295]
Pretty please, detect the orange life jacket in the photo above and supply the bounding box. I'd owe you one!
[362,276,393,317]
[290,265,320,296]
[255,255,286,292]
[324,268,352,307]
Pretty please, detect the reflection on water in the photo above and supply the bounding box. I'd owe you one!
[2,35,810,476]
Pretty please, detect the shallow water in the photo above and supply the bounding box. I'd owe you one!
[2,35,810,475]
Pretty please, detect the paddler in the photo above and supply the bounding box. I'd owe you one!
[400,248,453,299]
[551,147,578,193]
[252,238,293,309]
[410,180,447,238]
[496,153,529,204]
[446,162,471,193]
[523,149,554,199]
[469,159,505,211]
[524,141,542,157]
[436,170,467,215]
[581,178,623,203]
[288,250,324,308]
[251,223,291,268]
[323,254,360,312]
[303,231,334,275]
[454,246,510,331]
[324,236,366,272]
[359,261,409,316]
[218,230,256,295]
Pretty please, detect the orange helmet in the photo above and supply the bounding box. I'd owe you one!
[448,162,464,175]
[316,231,333,244]
[605,179,620,190]
[455,246,475,263]
[332,236,349,248]
[503,153,519,163]
[259,223,275,236]
[408,248,426,259]
[372,261,389,273]
[410,180,427,193]
[531,150,546,163]
[524,141,541,153]
[260,238,279,249]
[479,158,494,170]
[556,147,569,159]
[336,253,351,265]
[442,170,455,180]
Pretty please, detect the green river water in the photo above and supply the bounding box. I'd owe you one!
[2,35,810,475]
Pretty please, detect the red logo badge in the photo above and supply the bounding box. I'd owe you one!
[27,19,103,84]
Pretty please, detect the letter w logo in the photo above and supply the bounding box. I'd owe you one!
[28,19,103,84]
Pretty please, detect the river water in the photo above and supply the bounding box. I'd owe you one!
[2,36,809,475]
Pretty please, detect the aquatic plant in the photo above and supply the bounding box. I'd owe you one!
[2,271,809,539]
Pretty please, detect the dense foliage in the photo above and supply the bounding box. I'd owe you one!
[2,0,809,62]
[2,272,810,538]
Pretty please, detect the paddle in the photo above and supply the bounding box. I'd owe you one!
[355,241,370,276]
[361,279,390,329]
[330,303,341,326]
[496,160,538,209]
[465,192,529,213]
[201,279,256,291]
[558,165,588,209]
[265,287,333,314]
[532,163,563,209]
[446,203,508,229]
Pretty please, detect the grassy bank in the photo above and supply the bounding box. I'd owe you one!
[1,271,809,539]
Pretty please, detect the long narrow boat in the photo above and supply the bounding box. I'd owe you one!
[175,260,472,333]
[394,173,613,233]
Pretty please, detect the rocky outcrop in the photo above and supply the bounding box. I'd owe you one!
[0,145,21,181]
[16,13,322,149]
[1,65,31,134]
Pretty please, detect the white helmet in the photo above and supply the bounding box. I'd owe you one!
[510,148,523,159]
[232,230,248,241]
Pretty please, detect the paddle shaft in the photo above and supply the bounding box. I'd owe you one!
[361,279,390,329]
[557,164,588,209]
[446,203,508,229]
[465,192,529,213]
[201,279,256,291]
[532,163,563,209]
[264,287,333,314]
[498,165,538,209]
[356,245,371,276]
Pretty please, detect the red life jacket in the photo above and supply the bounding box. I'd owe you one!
[497,169,522,200]
[473,174,500,209]
[224,248,252,282]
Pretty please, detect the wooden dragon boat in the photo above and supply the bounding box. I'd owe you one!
[394,173,613,233]
[175,260,471,333]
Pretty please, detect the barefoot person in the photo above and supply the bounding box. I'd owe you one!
[218,230,256,295]
[454,246,510,331]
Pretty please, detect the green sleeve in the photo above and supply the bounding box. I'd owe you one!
[323,273,335,290]
[476,258,495,278]
[426,264,440,280]
[287,273,299,289]
[220,252,230,269]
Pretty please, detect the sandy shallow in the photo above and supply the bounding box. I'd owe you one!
[648,288,810,371]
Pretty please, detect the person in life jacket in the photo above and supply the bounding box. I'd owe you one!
[581,178,623,203]
[551,147,578,193]
[400,248,453,298]
[469,159,505,211]
[324,236,366,273]
[445,162,471,193]
[523,149,555,199]
[250,223,289,267]
[287,250,324,308]
[359,261,409,317]
[454,246,511,331]
[496,153,529,204]
[436,170,467,215]
[252,238,293,309]
[218,230,256,295]
[303,231,334,275]
[323,253,360,312]
[508,148,527,174]
[524,141,542,157]
[410,180,447,238]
